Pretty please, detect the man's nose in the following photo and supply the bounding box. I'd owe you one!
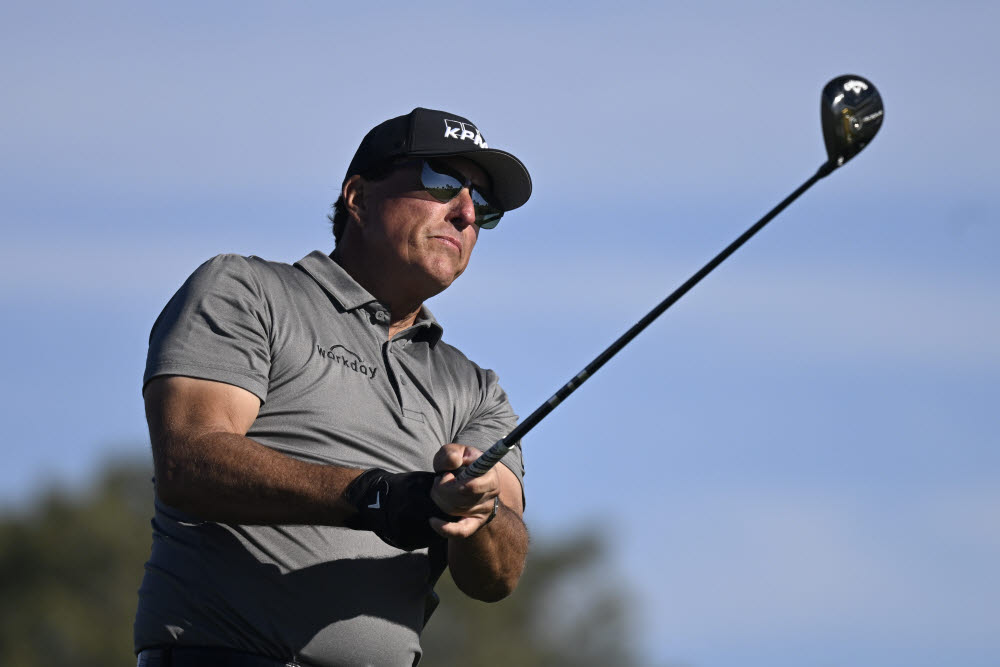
[447,188,478,228]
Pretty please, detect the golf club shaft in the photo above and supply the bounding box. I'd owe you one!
[459,160,836,481]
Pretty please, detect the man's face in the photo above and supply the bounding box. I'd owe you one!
[360,156,488,297]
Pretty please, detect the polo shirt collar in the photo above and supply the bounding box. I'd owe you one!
[412,304,444,344]
[296,250,374,311]
[295,250,444,343]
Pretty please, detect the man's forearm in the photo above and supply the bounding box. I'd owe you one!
[153,431,362,525]
[447,501,529,602]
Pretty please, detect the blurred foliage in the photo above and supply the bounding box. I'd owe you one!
[0,460,644,667]
[423,531,642,666]
[0,461,152,667]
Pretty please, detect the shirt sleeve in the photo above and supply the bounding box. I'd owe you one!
[454,368,525,491]
[143,254,272,402]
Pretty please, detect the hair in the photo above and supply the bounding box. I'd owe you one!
[327,160,403,244]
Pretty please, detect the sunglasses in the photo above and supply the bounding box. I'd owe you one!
[415,159,504,229]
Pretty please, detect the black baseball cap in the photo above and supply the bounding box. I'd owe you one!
[345,107,532,212]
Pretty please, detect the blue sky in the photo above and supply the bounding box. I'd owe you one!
[2,2,998,665]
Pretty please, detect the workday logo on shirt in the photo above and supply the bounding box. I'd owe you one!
[316,344,378,380]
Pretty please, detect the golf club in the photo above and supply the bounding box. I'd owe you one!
[459,74,884,481]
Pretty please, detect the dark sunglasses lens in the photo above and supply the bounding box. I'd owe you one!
[420,161,463,202]
[421,160,504,229]
[470,189,503,229]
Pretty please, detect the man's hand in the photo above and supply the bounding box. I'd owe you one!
[430,443,528,601]
[429,444,503,539]
[343,469,453,551]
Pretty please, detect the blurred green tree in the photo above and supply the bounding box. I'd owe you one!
[0,461,152,667]
[422,530,642,666]
[0,460,643,667]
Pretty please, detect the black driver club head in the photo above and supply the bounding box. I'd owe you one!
[821,74,884,169]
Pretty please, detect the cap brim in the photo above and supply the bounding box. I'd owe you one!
[420,149,532,212]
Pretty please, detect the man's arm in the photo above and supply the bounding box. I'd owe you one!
[145,375,363,525]
[430,445,529,602]
[148,374,527,578]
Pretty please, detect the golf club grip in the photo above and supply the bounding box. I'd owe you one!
[458,438,512,480]
[462,162,834,480]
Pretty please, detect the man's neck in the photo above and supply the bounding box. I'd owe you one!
[331,247,424,339]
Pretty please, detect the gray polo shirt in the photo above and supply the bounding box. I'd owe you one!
[135,251,523,667]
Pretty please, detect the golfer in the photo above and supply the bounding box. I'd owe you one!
[135,108,531,667]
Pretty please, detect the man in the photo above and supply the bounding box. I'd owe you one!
[135,108,532,667]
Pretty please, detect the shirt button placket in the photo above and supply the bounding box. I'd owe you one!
[392,342,407,386]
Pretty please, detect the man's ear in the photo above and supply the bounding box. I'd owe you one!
[343,174,366,227]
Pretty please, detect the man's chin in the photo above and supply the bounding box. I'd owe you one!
[403,272,457,302]
[418,262,466,293]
